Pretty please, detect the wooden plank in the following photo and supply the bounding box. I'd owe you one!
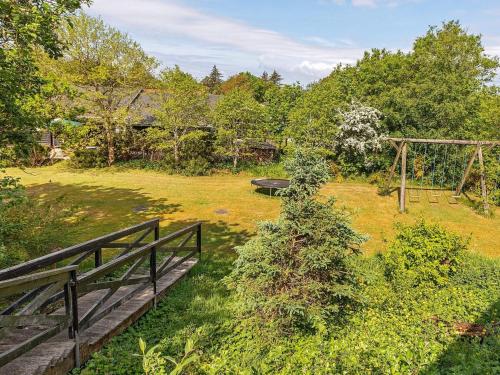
[78,253,149,328]
[112,226,154,259]
[0,285,49,316]
[399,142,407,213]
[0,324,64,367]
[454,145,479,196]
[156,253,177,276]
[79,223,201,285]
[78,277,150,294]
[0,219,159,281]
[477,146,490,214]
[0,266,75,298]
[103,243,149,248]
[0,258,198,375]
[158,246,197,252]
[157,251,197,279]
[0,315,67,328]
[18,282,64,316]
[384,141,404,188]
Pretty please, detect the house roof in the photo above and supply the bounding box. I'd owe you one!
[127,88,221,127]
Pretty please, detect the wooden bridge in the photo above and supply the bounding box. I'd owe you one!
[0,219,201,375]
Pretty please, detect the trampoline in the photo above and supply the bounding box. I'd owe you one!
[251,178,290,196]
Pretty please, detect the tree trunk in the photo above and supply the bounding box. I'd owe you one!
[105,122,115,166]
[233,143,239,168]
[173,130,179,167]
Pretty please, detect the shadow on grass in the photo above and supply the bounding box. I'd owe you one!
[421,298,500,375]
[76,219,250,375]
[27,182,183,242]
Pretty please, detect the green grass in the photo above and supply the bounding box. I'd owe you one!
[6,164,499,257]
[5,164,498,374]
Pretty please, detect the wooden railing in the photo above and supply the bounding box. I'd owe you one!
[0,266,78,367]
[0,219,201,367]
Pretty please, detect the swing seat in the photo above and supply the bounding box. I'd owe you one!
[427,191,440,203]
[447,193,460,204]
[409,189,420,203]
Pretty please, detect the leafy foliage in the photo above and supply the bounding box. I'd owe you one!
[335,101,385,175]
[0,0,87,160]
[0,172,77,268]
[264,84,303,148]
[137,337,198,375]
[384,221,468,287]
[55,13,158,165]
[201,65,223,94]
[227,149,366,330]
[212,89,267,168]
[147,67,210,169]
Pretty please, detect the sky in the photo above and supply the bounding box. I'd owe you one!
[86,0,500,84]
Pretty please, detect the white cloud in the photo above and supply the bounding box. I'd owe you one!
[86,0,364,83]
[329,0,418,8]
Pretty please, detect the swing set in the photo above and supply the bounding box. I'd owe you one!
[384,138,499,213]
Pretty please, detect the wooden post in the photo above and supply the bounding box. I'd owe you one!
[385,141,404,189]
[151,224,159,308]
[196,223,202,261]
[94,248,102,268]
[454,145,479,197]
[399,142,407,213]
[70,269,80,368]
[477,145,490,214]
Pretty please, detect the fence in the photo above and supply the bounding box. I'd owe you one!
[0,219,201,367]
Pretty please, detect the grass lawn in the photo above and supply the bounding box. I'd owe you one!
[6,164,499,257]
[5,164,499,374]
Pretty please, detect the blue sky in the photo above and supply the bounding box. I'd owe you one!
[86,0,500,84]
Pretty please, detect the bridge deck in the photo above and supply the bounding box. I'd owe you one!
[0,257,197,375]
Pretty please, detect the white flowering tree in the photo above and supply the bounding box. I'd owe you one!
[335,102,385,174]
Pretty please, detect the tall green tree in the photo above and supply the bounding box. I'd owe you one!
[406,21,498,138]
[0,0,88,160]
[147,66,209,167]
[269,70,283,85]
[227,149,366,330]
[212,89,266,168]
[220,72,269,102]
[264,83,302,148]
[288,75,349,155]
[58,13,157,165]
[289,21,498,156]
[201,65,223,94]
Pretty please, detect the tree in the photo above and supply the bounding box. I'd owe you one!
[288,76,348,155]
[261,71,269,81]
[219,72,269,102]
[264,83,302,148]
[407,21,498,138]
[0,0,88,161]
[58,13,158,165]
[147,66,209,167]
[269,70,283,85]
[201,65,223,94]
[212,89,266,168]
[227,149,366,330]
[335,102,385,174]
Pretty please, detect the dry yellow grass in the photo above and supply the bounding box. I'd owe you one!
[5,165,499,257]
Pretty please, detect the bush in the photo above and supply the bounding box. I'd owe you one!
[70,148,107,168]
[383,221,468,287]
[0,172,77,268]
[180,157,211,176]
[226,149,366,331]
